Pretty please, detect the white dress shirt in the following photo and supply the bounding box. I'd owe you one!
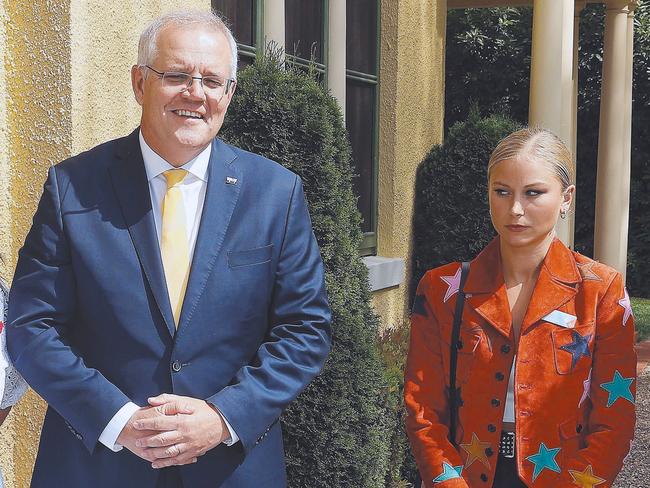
[98,131,239,451]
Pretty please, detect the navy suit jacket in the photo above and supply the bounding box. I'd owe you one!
[7,129,331,487]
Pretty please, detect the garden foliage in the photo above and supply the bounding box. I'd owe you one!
[219,48,394,488]
[412,110,520,291]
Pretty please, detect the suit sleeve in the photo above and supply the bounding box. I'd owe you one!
[556,272,636,487]
[6,166,131,453]
[404,274,469,488]
[207,175,332,453]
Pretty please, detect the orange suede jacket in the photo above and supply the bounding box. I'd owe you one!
[405,238,636,487]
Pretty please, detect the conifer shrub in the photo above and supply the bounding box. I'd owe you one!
[411,111,520,293]
[219,48,394,488]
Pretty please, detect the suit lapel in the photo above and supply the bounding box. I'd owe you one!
[177,139,240,329]
[109,129,176,336]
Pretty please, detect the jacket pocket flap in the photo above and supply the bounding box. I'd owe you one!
[228,244,273,268]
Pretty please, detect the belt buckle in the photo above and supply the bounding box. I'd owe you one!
[499,431,516,459]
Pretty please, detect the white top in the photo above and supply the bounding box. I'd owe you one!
[502,358,516,423]
[0,283,27,410]
[98,133,238,451]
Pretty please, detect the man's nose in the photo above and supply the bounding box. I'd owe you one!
[183,78,206,99]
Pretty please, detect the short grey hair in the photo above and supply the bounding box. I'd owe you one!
[138,10,238,79]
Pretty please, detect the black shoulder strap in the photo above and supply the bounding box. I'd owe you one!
[448,261,470,445]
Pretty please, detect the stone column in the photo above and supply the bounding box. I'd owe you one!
[263,0,285,53]
[593,0,633,277]
[327,0,346,116]
[529,0,575,246]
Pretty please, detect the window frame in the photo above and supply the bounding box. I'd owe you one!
[346,0,380,255]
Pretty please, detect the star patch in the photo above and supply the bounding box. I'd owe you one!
[579,369,591,407]
[460,433,491,468]
[600,370,634,407]
[568,465,606,488]
[525,442,561,481]
[440,267,462,303]
[412,294,428,318]
[577,261,601,281]
[559,330,592,371]
[432,462,463,483]
[618,288,633,326]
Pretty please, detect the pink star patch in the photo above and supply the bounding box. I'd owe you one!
[618,288,633,327]
[579,368,591,407]
[441,266,462,303]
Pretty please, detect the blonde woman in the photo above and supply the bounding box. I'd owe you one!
[405,128,636,487]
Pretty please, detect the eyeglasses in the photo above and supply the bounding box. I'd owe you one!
[144,65,235,99]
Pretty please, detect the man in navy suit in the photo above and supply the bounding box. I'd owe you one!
[7,10,331,488]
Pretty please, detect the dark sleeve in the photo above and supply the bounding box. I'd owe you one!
[7,166,131,453]
[207,175,332,453]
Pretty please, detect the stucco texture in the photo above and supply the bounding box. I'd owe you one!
[374,0,447,331]
[0,1,209,486]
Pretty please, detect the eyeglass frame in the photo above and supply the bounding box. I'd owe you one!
[143,65,235,98]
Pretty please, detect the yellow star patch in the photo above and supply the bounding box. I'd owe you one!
[577,261,601,281]
[568,465,606,488]
[460,433,491,468]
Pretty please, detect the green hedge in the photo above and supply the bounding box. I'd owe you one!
[219,49,395,488]
[411,110,521,292]
[632,298,650,342]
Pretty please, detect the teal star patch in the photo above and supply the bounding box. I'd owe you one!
[432,462,463,483]
[600,370,635,407]
[525,442,561,481]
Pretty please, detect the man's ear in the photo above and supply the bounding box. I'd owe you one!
[131,65,145,106]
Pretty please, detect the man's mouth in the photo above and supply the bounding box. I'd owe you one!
[173,109,203,119]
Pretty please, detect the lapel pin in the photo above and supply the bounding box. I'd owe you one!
[225,176,238,185]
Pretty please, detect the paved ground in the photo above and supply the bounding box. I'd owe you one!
[612,341,650,488]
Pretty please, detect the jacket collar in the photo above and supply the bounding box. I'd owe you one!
[464,236,582,339]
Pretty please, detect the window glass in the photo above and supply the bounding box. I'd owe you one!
[346,81,376,233]
[285,0,324,63]
[212,0,255,47]
[346,0,378,75]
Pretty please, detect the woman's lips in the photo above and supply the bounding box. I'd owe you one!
[506,224,528,232]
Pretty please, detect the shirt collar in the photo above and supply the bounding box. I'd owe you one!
[139,130,211,183]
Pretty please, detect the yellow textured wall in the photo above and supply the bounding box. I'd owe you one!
[374,0,447,331]
[0,1,209,485]
[2,0,73,485]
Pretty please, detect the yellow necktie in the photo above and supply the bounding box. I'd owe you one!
[161,169,190,327]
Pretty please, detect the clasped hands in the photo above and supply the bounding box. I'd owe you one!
[117,394,230,468]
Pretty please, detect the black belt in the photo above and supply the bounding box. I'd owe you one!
[499,431,516,458]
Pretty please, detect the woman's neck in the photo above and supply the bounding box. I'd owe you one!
[500,232,555,286]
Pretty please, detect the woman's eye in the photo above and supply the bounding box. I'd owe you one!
[526,189,544,196]
[494,189,509,196]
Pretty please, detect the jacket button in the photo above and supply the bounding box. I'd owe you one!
[171,360,182,372]
[457,340,463,350]
[491,398,500,407]
[495,372,505,381]
[485,447,494,457]
[487,424,496,432]
[576,424,583,433]
[500,344,511,354]
[480,473,488,482]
